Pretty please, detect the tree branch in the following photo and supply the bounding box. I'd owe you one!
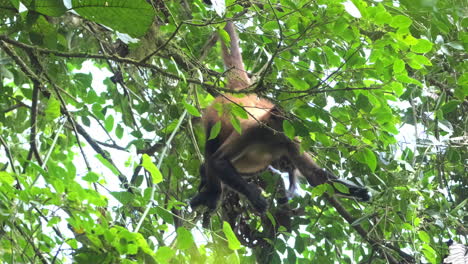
[0,34,219,90]
[325,196,414,263]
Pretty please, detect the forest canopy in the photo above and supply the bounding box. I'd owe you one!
[0,0,466,263]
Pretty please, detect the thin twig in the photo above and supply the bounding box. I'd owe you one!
[325,196,411,264]
[134,110,188,233]
[0,135,17,173]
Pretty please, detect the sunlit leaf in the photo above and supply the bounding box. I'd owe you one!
[390,15,412,28]
[82,172,99,182]
[141,154,163,184]
[282,120,295,139]
[208,121,222,140]
[183,101,201,117]
[223,221,241,250]
[230,115,241,134]
[155,246,175,264]
[104,115,114,132]
[393,59,405,73]
[45,96,61,120]
[411,39,433,53]
[0,171,14,185]
[176,227,194,250]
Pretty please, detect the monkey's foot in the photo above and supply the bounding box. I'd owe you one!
[332,178,371,201]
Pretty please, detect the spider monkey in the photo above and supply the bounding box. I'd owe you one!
[190,21,370,213]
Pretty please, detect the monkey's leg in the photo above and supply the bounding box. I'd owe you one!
[209,156,268,212]
[288,143,370,201]
[209,128,280,213]
[190,135,223,211]
[190,163,222,210]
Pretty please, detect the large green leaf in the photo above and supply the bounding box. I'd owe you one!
[21,0,67,16]
[223,221,241,250]
[72,0,154,37]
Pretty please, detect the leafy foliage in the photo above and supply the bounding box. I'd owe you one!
[0,0,466,263]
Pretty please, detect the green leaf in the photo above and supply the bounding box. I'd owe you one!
[441,100,461,115]
[230,116,242,134]
[82,172,99,182]
[451,198,467,214]
[390,82,404,97]
[226,253,240,264]
[141,154,163,184]
[22,0,67,16]
[96,154,120,176]
[208,121,221,140]
[390,15,412,28]
[411,39,433,53]
[333,182,349,194]
[422,244,437,264]
[374,9,392,25]
[282,120,295,139]
[393,59,405,73]
[176,227,194,250]
[286,77,309,90]
[231,104,248,119]
[104,115,114,132]
[418,230,430,243]
[311,184,327,197]
[266,212,276,227]
[182,102,201,117]
[355,148,377,172]
[411,54,432,66]
[66,239,78,250]
[155,246,175,264]
[218,28,231,49]
[223,221,241,250]
[0,171,14,185]
[45,96,61,120]
[116,124,124,139]
[263,21,278,30]
[72,0,154,37]
[110,191,134,205]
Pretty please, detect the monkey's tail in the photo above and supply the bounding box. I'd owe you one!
[287,170,297,198]
[220,22,251,90]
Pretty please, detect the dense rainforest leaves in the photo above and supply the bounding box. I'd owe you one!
[0,0,466,263]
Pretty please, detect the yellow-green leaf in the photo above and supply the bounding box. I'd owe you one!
[411,39,433,53]
[0,171,14,185]
[230,116,242,134]
[182,102,201,117]
[390,15,412,28]
[45,96,61,120]
[393,59,405,73]
[155,246,175,264]
[218,28,231,49]
[223,221,241,250]
[208,121,222,140]
[282,120,295,139]
[141,154,163,184]
[176,227,194,250]
[418,230,430,243]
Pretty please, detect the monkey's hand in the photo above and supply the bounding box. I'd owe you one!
[190,191,220,211]
[245,185,268,213]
